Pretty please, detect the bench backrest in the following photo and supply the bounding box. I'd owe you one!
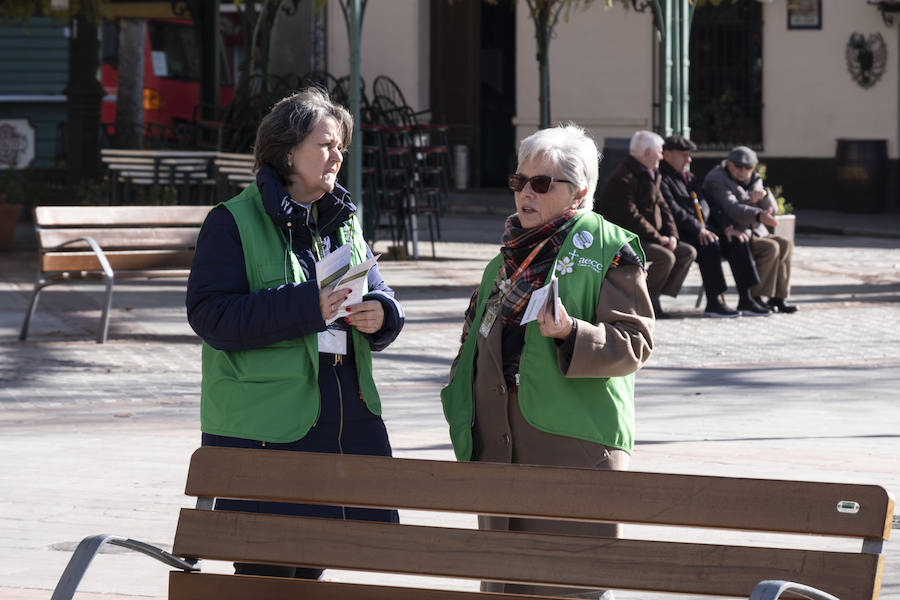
[34,205,212,274]
[171,448,893,600]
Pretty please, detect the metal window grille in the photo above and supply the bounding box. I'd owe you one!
[689,2,763,151]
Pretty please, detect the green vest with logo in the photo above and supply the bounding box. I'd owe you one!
[440,211,643,461]
[200,183,379,443]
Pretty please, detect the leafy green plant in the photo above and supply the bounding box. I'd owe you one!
[755,162,793,215]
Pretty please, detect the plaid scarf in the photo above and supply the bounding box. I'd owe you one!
[495,210,577,326]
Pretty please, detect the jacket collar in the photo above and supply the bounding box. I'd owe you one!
[255,164,357,237]
[716,160,760,190]
[624,154,657,180]
[659,159,680,179]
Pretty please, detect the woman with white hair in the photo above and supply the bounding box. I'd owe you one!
[441,124,655,598]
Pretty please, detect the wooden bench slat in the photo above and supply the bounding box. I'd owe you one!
[168,572,559,600]
[172,509,881,600]
[41,250,195,272]
[185,448,895,540]
[100,149,219,158]
[38,227,201,250]
[34,205,211,227]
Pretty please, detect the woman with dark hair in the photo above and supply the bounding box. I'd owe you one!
[186,88,404,579]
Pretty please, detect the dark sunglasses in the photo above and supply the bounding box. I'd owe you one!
[508,173,573,194]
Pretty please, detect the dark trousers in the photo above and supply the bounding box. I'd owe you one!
[719,235,760,297]
[201,374,399,580]
[686,235,759,301]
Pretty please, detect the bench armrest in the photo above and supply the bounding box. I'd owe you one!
[750,580,841,600]
[48,236,114,280]
[51,533,198,600]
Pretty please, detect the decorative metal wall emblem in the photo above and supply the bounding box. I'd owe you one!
[846,32,887,89]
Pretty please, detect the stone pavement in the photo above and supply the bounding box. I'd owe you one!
[0,208,898,599]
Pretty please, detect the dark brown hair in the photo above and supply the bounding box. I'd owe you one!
[253,87,353,182]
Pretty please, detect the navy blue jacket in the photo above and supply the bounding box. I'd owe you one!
[186,165,404,352]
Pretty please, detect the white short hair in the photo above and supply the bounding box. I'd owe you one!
[517,123,599,213]
[629,130,664,158]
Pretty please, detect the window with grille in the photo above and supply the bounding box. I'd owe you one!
[689,2,763,150]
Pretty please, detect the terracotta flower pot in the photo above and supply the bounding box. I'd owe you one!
[0,204,23,252]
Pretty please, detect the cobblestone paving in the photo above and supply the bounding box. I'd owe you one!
[0,224,898,599]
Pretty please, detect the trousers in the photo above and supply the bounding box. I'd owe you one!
[749,234,793,298]
[642,241,696,297]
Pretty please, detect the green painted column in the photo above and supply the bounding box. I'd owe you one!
[671,0,681,134]
[680,0,693,138]
[658,0,673,137]
[655,0,692,138]
[343,0,365,229]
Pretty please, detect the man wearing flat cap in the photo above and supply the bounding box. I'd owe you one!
[598,130,696,318]
[702,146,798,314]
[659,135,761,318]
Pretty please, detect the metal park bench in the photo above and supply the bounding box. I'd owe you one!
[19,204,212,343]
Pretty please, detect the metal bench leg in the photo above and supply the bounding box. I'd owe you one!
[97,272,115,344]
[51,533,198,600]
[19,278,49,341]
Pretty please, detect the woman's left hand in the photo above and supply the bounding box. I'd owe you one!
[538,298,575,339]
[345,300,384,334]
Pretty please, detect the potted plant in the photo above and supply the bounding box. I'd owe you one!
[0,162,24,252]
[756,163,795,242]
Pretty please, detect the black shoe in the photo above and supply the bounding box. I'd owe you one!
[737,299,771,317]
[703,300,739,318]
[767,297,798,313]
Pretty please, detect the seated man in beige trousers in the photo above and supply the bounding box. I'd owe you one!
[702,146,797,315]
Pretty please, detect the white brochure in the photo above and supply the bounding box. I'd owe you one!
[520,274,559,325]
[315,245,380,325]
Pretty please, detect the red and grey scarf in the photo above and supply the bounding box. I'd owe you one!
[495,210,577,326]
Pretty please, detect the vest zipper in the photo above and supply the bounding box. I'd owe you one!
[334,362,348,520]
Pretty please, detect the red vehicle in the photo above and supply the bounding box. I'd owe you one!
[101,19,237,141]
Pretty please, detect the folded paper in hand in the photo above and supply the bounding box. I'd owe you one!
[520,274,559,325]
[315,244,380,324]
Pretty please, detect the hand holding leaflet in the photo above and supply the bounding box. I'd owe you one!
[315,246,380,325]
[520,274,559,325]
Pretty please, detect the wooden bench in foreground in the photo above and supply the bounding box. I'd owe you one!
[20,205,212,343]
[52,448,893,600]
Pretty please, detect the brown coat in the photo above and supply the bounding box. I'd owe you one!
[448,256,654,596]
[598,155,678,245]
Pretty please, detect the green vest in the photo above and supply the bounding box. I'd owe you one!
[200,183,380,443]
[440,212,644,461]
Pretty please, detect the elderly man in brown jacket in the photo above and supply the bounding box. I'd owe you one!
[596,130,696,318]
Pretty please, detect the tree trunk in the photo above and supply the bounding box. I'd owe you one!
[113,18,146,149]
[65,12,105,186]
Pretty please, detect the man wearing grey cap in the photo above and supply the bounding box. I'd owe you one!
[702,146,798,314]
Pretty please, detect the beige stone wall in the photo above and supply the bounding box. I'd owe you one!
[763,0,898,158]
[513,4,655,148]
[327,0,430,113]
[323,0,898,160]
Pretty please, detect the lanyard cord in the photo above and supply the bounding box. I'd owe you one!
[496,218,574,301]
[283,203,353,284]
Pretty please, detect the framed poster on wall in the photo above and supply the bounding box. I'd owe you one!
[788,0,822,30]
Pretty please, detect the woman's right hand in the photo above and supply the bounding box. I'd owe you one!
[320,286,350,322]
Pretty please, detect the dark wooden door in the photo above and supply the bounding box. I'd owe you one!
[430,0,481,186]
